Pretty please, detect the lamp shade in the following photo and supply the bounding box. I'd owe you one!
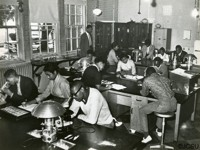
[32,100,65,118]
[93,8,102,16]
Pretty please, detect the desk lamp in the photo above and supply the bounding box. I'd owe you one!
[32,100,65,143]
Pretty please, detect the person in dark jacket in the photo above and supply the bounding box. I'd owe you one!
[1,69,38,106]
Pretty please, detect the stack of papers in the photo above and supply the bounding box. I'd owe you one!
[19,104,37,112]
[123,75,144,81]
[170,68,193,79]
[111,84,126,90]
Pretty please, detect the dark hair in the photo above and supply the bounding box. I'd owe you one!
[71,80,86,90]
[4,69,18,78]
[43,63,59,73]
[87,49,94,55]
[159,47,165,52]
[86,25,92,29]
[94,57,105,64]
[119,53,129,60]
[145,39,151,46]
[111,42,118,49]
[145,67,156,77]
[153,57,163,63]
[175,45,182,50]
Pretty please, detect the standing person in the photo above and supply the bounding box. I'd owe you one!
[153,57,169,78]
[107,42,119,72]
[2,69,38,106]
[25,63,70,107]
[82,57,111,91]
[69,81,114,128]
[175,45,187,63]
[116,53,136,77]
[141,39,155,60]
[139,67,177,143]
[80,25,93,57]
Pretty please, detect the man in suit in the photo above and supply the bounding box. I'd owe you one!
[141,39,155,60]
[175,45,187,63]
[2,69,38,106]
[80,25,93,57]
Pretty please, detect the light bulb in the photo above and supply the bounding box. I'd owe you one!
[191,8,199,18]
[93,8,102,16]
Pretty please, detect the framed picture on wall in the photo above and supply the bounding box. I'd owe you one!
[183,30,191,40]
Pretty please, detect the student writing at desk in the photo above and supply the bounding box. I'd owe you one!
[1,69,38,106]
[69,81,114,128]
[82,57,112,91]
[139,67,177,143]
[153,57,169,78]
[116,53,136,78]
[25,63,70,107]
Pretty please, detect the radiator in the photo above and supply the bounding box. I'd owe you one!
[0,62,32,87]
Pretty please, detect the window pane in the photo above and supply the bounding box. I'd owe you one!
[72,39,77,50]
[76,5,82,15]
[65,15,70,25]
[65,4,69,15]
[66,27,70,38]
[71,15,75,26]
[66,39,70,50]
[78,27,82,37]
[76,15,82,25]
[72,27,76,38]
[70,5,75,14]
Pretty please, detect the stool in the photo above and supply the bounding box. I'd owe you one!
[150,112,175,150]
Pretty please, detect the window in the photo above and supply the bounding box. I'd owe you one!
[0,5,18,61]
[64,4,85,52]
[31,23,57,56]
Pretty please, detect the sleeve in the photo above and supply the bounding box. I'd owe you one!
[131,61,136,75]
[69,99,80,118]
[60,81,70,106]
[78,94,102,124]
[9,78,38,105]
[112,51,118,63]
[116,61,121,72]
[140,79,150,96]
[36,82,51,102]
[147,45,155,59]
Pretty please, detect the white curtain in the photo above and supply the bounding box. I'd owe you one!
[29,0,59,23]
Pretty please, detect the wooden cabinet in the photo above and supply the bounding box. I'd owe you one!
[95,22,112,59]
[154,28,172,50]
[114,23,128,49]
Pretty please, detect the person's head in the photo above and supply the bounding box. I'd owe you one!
[175,45,182,55]
[159,47,165,56]
[119,53,129,64]
[153,57,163,67]
[95,57,105,71]
[86,49,94,61]
[86,25,92,33]
[4,69,19,85]
[111,42,119,51]
[70,80,87,102]
[144,39,151,47]
[43,63,59,80]
[145,67,156,77]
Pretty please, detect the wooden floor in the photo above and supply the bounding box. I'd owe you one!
[116,97,200,150]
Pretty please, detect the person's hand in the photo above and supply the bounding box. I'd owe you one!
[106,84,112,90]
[1,88,13,97]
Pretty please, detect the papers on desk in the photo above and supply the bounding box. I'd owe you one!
[123,75,144,81]
[111,84,126,90]
[170,68,193,79]
[18,104,37,112]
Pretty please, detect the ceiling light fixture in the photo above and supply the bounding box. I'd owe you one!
[93,0,102,16]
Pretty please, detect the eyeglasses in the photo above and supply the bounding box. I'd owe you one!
[71,85,82,97]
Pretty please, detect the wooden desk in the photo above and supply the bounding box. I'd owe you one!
[102,76,199,142]
[0,117,142,150]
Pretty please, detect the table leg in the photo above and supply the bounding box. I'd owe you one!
[174,103,181,141]
[191,92,197,121]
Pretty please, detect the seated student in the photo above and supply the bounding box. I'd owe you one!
[72,49,96,71]
[141,39,155,60]
[139,67,177,143]
[82,57,111,91]
[157,47,169,62]
[1,69,38,106]
[25,63,70,107]
[107,42,119,72]
[70,80,114,128]
[153,57,169,78]
[116,53,136,77]
[175,45,187,63]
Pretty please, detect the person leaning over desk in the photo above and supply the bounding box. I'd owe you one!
[25,63,70,107]
[82,57,112,91]
[116,53,136,78]
[138,67,177,143]
[153,57,169,78]
[69,80,115,128]
[1,69,38,106]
